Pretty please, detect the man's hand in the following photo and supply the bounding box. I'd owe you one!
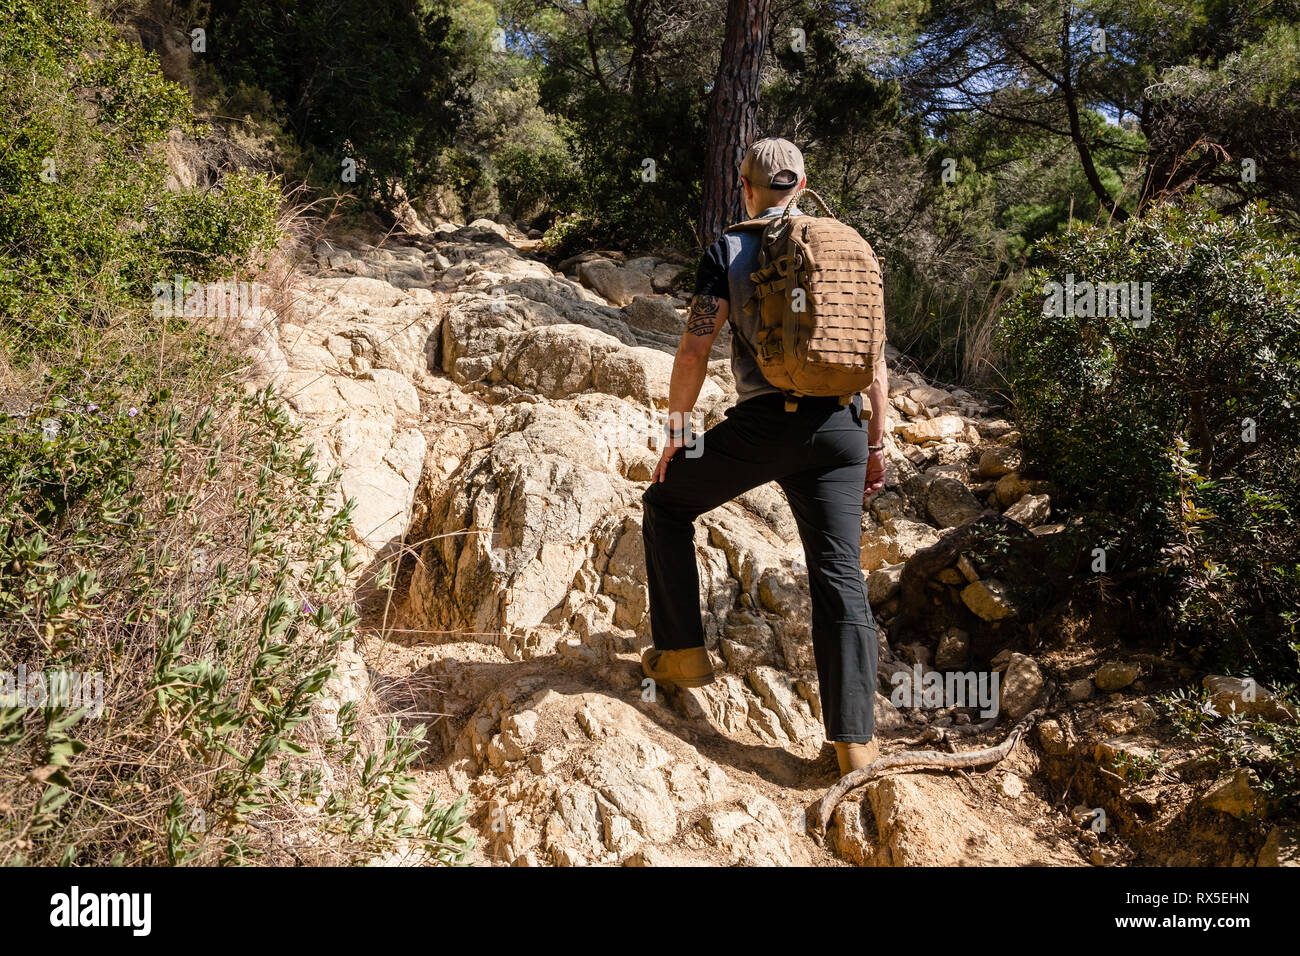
[653,436,687,483]
[653,294,727,485]
[864,449,886,500]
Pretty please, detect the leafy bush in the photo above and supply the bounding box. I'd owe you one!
[0,0,470,865]
[207,0,472,206]
[0,0,281,357]
[1161,685,1300,817]
[0,383,471,865]
[998,192,1300,678]
[542,84,706,253]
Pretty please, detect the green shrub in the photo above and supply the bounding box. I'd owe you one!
[0,0,281,358]
[0,383,471,865]
[0,0,470,865]
[998,192,1300,678]
[207,0,472,206]
[1161,686,1300,817]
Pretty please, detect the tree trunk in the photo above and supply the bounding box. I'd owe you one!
[698,0,771,247]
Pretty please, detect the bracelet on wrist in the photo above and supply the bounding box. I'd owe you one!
[868,443,885,452]
[664,418,691,441]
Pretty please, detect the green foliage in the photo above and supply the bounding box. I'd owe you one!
[0,383,471,865]
[0,0,281,356]
[0,0,470,865]
[497,0,712,248]
[998,192,1300,677]
[207,0,473,205]
[1111,749,1165,784]
[1161,686,1300,816]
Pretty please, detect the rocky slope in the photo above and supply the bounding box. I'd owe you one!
[237,218,1293,867]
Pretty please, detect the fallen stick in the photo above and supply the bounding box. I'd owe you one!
[812,697,1049,835]
[891,715,998,747]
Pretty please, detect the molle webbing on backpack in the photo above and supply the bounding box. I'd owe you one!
[724,188,885,410]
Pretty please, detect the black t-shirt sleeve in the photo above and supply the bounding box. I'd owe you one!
[693,239,730,301]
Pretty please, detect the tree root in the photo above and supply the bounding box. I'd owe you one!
[812,695,1049,837]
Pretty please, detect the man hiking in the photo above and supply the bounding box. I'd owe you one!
[640,137,889,777]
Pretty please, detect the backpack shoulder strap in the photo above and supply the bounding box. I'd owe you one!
[724,217,776,234]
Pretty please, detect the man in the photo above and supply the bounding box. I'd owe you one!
[640,137,889,777]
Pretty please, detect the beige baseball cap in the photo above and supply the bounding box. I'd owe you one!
[740,137,805,190]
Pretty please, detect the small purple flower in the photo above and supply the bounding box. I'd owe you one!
[86,404,98,413]
[128,407,138,417]
[302,600,315,615]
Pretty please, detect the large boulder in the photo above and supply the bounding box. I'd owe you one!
[577,258,655,306]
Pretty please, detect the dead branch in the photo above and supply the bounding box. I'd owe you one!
[812,694,1050,835]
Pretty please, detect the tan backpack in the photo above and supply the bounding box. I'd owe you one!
[726,188,885,413]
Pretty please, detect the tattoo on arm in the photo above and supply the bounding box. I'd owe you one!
[686,295,721,336]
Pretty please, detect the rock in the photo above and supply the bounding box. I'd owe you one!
[622,296,682,336]
[1093,735,1161,775]
[1037,719,1070,755]
[1203,675,1298,721]
[1094,661,1140,692]
[937,567,965,585]
[861,516,941,570]
[907,384,956,408]
[1201,769,1261,818]
[577,258,654,306]
[896,414,965,444]
[1004,493,1050,526]
[977,446,1022,478]
[999,653,1043,720]
[975,418,1016,439]
[1066,679,1095,702]
[959,578,1016,622]
[867,564,903,606]
[651,262,685,293]
[956,553,980,583]
[558,249,624,273]
[925,477,985,528]
[866,774,1080,865]
[830,799,873,866]
[500,711,540,758]
[747,666,820,743]
[1258,826,1300,866]
[994,472,1031,507]
[874,692,906,732]
[258,228,1082,868]
[924,463,967,481]
[697,794,794,866]
[467,217,511,239]
[577,736,677,842]
[934,628,970,671]
[402,402,638,635]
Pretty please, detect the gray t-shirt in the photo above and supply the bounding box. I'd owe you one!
[693,205,793,403]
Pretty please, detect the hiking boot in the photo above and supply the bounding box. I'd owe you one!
[834,740,879,776]
[640,646,715,688]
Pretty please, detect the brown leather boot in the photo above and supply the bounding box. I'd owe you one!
[640,646,715,688]
[834,740,879,776]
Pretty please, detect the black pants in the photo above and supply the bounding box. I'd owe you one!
[641,393,878,742]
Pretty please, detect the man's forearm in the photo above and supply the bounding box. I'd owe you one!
[866,355,888,446]
[667,351,710,427]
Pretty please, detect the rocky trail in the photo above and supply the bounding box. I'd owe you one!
[236,218,1291,867]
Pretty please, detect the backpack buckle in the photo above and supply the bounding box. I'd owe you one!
[774,253,802,277]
